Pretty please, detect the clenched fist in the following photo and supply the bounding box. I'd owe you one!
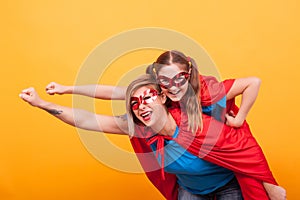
[45,82,69,95]
[19,87,44,107]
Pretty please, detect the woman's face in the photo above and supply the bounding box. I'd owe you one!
[130,86,167,129]
[157,63,189,102]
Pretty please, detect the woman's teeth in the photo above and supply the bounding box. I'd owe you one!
[141,111,150,117]
[141,111,152,121]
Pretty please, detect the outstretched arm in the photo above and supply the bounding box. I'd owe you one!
[20,87,128,134]
[225,77,261,127]
[45,82,127,100]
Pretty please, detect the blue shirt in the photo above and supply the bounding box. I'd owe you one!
[149,127,234,195]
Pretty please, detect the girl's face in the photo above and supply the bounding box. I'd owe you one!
[157,63,190,102]
[130,86,167,129]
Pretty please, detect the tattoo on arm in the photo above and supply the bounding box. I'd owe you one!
[116,114,127,122]
[45,109,63,115]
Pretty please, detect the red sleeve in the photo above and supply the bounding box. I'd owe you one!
[200,75,235,106]
[235,173,270,200]
[222,78,235,94]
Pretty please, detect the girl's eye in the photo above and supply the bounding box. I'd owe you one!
[174,77,185,84]
[159,79,169,85]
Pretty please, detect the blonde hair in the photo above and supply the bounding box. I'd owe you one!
[125,74,162,137]
[146,50,203,133]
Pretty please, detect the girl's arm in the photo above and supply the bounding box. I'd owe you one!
[20,87,128,134]
[45,82,127,100]
[225,77,261,127]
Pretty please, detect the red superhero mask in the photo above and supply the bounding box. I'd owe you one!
[157,72,190,89]
[130,89,159,110]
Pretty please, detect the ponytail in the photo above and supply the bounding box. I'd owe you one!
[146,63,157,79]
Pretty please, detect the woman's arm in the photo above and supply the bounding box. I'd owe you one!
[225,77,261,127]
[45,82,127,100]
[20,87,128,134]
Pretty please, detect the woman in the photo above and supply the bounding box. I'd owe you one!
[20,75,244,199]
[45,50,285,199]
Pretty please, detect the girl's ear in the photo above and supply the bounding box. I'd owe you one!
[160,92,167,104]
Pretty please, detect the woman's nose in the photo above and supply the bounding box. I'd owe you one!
[138,102,146,110]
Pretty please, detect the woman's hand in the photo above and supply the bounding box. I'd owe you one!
[225,110,244,128]
[45,82,70,95]
[19,87,44,107]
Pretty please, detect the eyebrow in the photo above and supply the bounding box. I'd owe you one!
[158,71,187,78]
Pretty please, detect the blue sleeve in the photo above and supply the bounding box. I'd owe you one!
[202,96,226,122]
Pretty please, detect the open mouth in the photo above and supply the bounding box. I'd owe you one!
[140,111,152,121]
[168,90,180,95]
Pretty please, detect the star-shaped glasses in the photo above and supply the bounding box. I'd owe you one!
[130,89,159,110]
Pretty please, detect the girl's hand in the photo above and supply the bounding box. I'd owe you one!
[45,82,68,95]
[225,110,244,128]
[19,87,44,107]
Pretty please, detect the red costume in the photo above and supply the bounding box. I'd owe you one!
[130,75,277,200]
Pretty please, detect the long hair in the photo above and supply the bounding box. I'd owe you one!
[125,74,163,137]
[146,50,202,133]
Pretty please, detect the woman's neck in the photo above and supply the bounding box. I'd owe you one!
[157,113,177,136]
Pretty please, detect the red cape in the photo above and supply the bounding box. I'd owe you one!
[130,75,277,200]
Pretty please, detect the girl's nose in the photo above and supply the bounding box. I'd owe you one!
[168,85,178,91]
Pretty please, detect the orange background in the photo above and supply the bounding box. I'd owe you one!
[1,1,299,199]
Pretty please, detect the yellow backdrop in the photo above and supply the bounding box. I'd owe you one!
[1,0,299,199]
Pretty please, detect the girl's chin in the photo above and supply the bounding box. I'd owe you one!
[168,95,182,102]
